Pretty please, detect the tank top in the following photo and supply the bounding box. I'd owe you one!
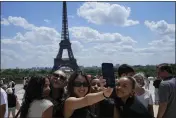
[8,94,16,108]
[70,107,90,118]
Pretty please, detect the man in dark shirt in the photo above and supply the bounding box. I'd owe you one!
[153,79,162,89]
[157,63,176,118]
[153,78,162,104]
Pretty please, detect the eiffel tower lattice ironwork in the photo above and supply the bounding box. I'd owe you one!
[53,1,78,71]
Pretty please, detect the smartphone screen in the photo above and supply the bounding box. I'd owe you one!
[102,63,115,88]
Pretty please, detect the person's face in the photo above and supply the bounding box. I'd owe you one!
[73,75,89,97]
[43,78,50,97]
[115,77,134,99]
[134,76,145,87]
[51,73,67,88]
[91,79,101,93]
[157,68,168,79]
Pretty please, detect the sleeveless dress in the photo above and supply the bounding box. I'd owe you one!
[70,106,93,118]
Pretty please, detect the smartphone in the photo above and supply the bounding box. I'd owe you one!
[102,63,115,88]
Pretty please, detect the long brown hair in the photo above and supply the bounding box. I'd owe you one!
[66,71,91,97]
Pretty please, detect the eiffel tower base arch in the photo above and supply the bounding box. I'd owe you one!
[53,58,78,71]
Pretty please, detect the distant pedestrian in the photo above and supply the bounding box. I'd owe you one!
[153,78,161,105]
[6,88,19,118]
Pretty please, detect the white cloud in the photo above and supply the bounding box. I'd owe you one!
[148,36,175,48]
[144,20,175,55]
[1,18,10,25]
[1,16,175,68]
[144,20,175,38]
[70,27,137,45]
[44,19,50,23]
[77,2,139,26]
[8,16,35,30]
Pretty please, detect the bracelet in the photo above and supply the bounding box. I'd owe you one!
[103,92,109,98]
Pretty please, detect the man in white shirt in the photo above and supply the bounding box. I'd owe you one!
[0,87,8,118]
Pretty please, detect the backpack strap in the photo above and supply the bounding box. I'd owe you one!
[14,107,21,118]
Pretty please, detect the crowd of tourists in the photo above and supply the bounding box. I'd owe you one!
[0,80,21,118]
[1,63,176,118]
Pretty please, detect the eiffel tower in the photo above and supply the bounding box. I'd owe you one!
[53,1,79,71]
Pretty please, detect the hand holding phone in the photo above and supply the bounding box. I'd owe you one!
[102,63,115,88]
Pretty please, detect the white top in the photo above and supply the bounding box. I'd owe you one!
[0,88,8,118]
[23,79,26,85]
[136,89,153,109]
[144,80,150,89]
[27,99,53,117]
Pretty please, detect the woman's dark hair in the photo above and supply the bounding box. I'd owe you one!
[20,76,46,118]
[49,82,65,101]
[90,76,99,84]
[67,71,91,97]
[118,64,134,77]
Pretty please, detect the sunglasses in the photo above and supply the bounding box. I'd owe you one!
[91,82,101,87]
[73,82,89,87]
[53,74,65,80]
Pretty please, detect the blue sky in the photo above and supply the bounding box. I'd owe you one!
[1,1,175,68]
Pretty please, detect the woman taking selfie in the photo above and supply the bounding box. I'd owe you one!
[114,76,153,118]
[64,71,113,118]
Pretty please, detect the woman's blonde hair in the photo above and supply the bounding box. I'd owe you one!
[133,72,146,81]
[133,72,146,87]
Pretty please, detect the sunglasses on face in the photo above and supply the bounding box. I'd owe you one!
[91,82,101,87]
[73,82,89,87]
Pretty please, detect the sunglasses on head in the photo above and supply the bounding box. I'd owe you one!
[53,74,65,80]
[73,82,89,87]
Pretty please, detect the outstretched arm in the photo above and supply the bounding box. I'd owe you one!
[64,88,113,118]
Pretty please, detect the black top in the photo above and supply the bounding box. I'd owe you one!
[70,107,90,118]
[114,96,153,118]
[153,79,162,88]
[52,99,65,118]
[49,88,65,118]
[8,94,17,108]
[98,98,114,118]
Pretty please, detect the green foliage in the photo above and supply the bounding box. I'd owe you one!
[1,64,176,82]
[0,68,52,81]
